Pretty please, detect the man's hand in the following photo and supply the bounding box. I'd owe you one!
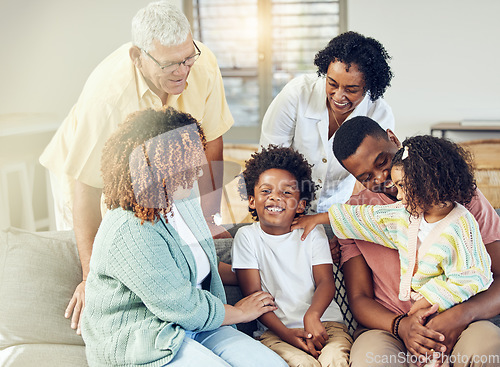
[65,280,86,335]
[71,180,100,335]
[398,305,446,359]
[425,308,468,356]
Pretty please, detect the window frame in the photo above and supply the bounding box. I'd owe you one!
[184,0,347,143]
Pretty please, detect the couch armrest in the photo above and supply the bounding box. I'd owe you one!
[0,228,87,366]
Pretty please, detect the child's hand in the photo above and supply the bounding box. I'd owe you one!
[291,213,329,241]
[304,312,328,357]
[280,329,315,356]
[409,297,433,316]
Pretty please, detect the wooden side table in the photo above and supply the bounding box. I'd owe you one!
[460,139,500,209]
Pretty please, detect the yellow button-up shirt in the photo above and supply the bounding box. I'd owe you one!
[40,41,233,212]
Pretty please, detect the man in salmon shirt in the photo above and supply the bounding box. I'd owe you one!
[332,116,500,367]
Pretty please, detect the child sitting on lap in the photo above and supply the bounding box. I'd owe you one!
[294,135,493,367]
[232,145,352,367]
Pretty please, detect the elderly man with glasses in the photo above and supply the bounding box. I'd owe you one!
[40,1,235,336]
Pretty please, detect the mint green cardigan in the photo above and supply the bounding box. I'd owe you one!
[81,195,227,367]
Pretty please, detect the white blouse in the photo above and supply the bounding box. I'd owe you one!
[167,204,211,288]
[260,74,395,213]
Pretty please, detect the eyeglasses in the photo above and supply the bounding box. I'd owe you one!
[141,42,201,73]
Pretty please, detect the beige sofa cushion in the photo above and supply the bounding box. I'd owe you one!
[0,228,87,366]
[1,345,87,367]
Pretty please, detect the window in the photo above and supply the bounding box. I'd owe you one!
[185,0,346,142]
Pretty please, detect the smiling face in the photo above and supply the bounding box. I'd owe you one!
[391,165,408,206]
[326,60,366,118]
[341,131,401,198]
[391,164,438,217]
[133,35,196,100]
[248,168,306,235]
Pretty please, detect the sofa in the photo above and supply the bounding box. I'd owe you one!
[1,219,499,366]
[0,225,355,367]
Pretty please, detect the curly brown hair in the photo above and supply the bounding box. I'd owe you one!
[392,135,476,217]
[239,145,317,221]
[101,107,206,223]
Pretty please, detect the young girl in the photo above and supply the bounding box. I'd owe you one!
[295,135,493,366]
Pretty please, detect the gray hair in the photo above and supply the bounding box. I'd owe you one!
[131,1,192,52]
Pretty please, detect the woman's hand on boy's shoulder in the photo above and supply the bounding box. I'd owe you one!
[291,212,329,241]
[398,305,446,360]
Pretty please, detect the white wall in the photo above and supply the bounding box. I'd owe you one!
[347,0,500,141]
[0,0,181,119]
[0,0,181,230]
[3,0,498,139]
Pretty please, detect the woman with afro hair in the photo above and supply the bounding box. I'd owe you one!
[80,107,288,367]
[260,31,395,215]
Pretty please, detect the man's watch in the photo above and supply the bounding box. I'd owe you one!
[209,212,222,226]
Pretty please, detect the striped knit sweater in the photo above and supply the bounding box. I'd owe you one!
[329,202,493,312]
[81,195,226,367]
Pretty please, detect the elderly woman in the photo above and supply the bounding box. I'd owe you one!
[260,31,395,214]
[81,107,287,367]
